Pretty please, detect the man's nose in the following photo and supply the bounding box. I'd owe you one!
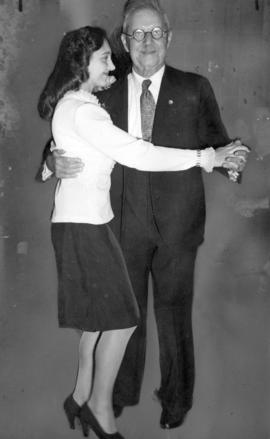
[144,31,153,44]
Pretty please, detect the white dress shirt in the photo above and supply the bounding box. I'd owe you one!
[50,90,215,225]
[127,66,165,138]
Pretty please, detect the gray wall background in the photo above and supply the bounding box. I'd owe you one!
[0,1,270,438]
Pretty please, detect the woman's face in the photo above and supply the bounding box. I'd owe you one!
[86,39,115,92]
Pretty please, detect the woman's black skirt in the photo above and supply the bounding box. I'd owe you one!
[51,222,140,332]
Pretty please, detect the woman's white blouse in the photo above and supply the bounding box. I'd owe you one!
[51,90,215,224]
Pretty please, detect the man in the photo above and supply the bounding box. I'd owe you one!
[43,0,247,429]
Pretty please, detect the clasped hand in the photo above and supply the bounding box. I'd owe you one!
[215,139,250,182]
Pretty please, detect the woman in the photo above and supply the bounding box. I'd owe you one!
[38,26,248,439]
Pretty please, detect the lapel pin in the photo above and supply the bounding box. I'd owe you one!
[168,99,174,105]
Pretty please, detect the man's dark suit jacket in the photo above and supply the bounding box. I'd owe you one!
[97,65,230,249]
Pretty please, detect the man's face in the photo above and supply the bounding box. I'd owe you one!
[121,8,172,78]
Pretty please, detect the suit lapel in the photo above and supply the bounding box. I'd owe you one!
[152,66,189,146]
[152,66,179,137]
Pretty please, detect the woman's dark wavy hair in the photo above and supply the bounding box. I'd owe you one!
[109,26,132,79]
[38,26,107,121]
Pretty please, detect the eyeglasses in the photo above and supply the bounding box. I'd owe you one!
[123,26,168,42]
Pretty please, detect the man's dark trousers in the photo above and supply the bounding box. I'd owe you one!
[97,65,230,427]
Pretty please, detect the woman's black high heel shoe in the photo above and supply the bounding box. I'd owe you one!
[80,403,125,439]
[63,394,81,430]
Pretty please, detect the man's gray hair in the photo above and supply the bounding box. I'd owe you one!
[122,0,171,33]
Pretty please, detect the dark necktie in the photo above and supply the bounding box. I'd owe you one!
[140,79,156,141]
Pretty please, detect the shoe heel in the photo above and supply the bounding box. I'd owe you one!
[63,394,81,430]
[64,410,75,429]
[81,420,89,437]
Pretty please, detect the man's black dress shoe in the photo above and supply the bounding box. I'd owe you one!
[160,409,188,429]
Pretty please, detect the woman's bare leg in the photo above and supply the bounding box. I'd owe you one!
[88,326,136,433]
[72,331,100,406]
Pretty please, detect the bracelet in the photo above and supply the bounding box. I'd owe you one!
[196,149,201,167]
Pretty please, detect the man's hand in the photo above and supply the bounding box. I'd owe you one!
[222,139,250,182]
[227,169,240,183]
[215,141,249,170]
[53,149,84,179]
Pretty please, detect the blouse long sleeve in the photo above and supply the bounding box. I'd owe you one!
[74,102,215,173]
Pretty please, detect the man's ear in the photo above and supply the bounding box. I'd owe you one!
[121,33,129,53]
[166,30,172,49]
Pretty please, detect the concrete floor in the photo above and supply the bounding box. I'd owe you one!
[1,192,270,439]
